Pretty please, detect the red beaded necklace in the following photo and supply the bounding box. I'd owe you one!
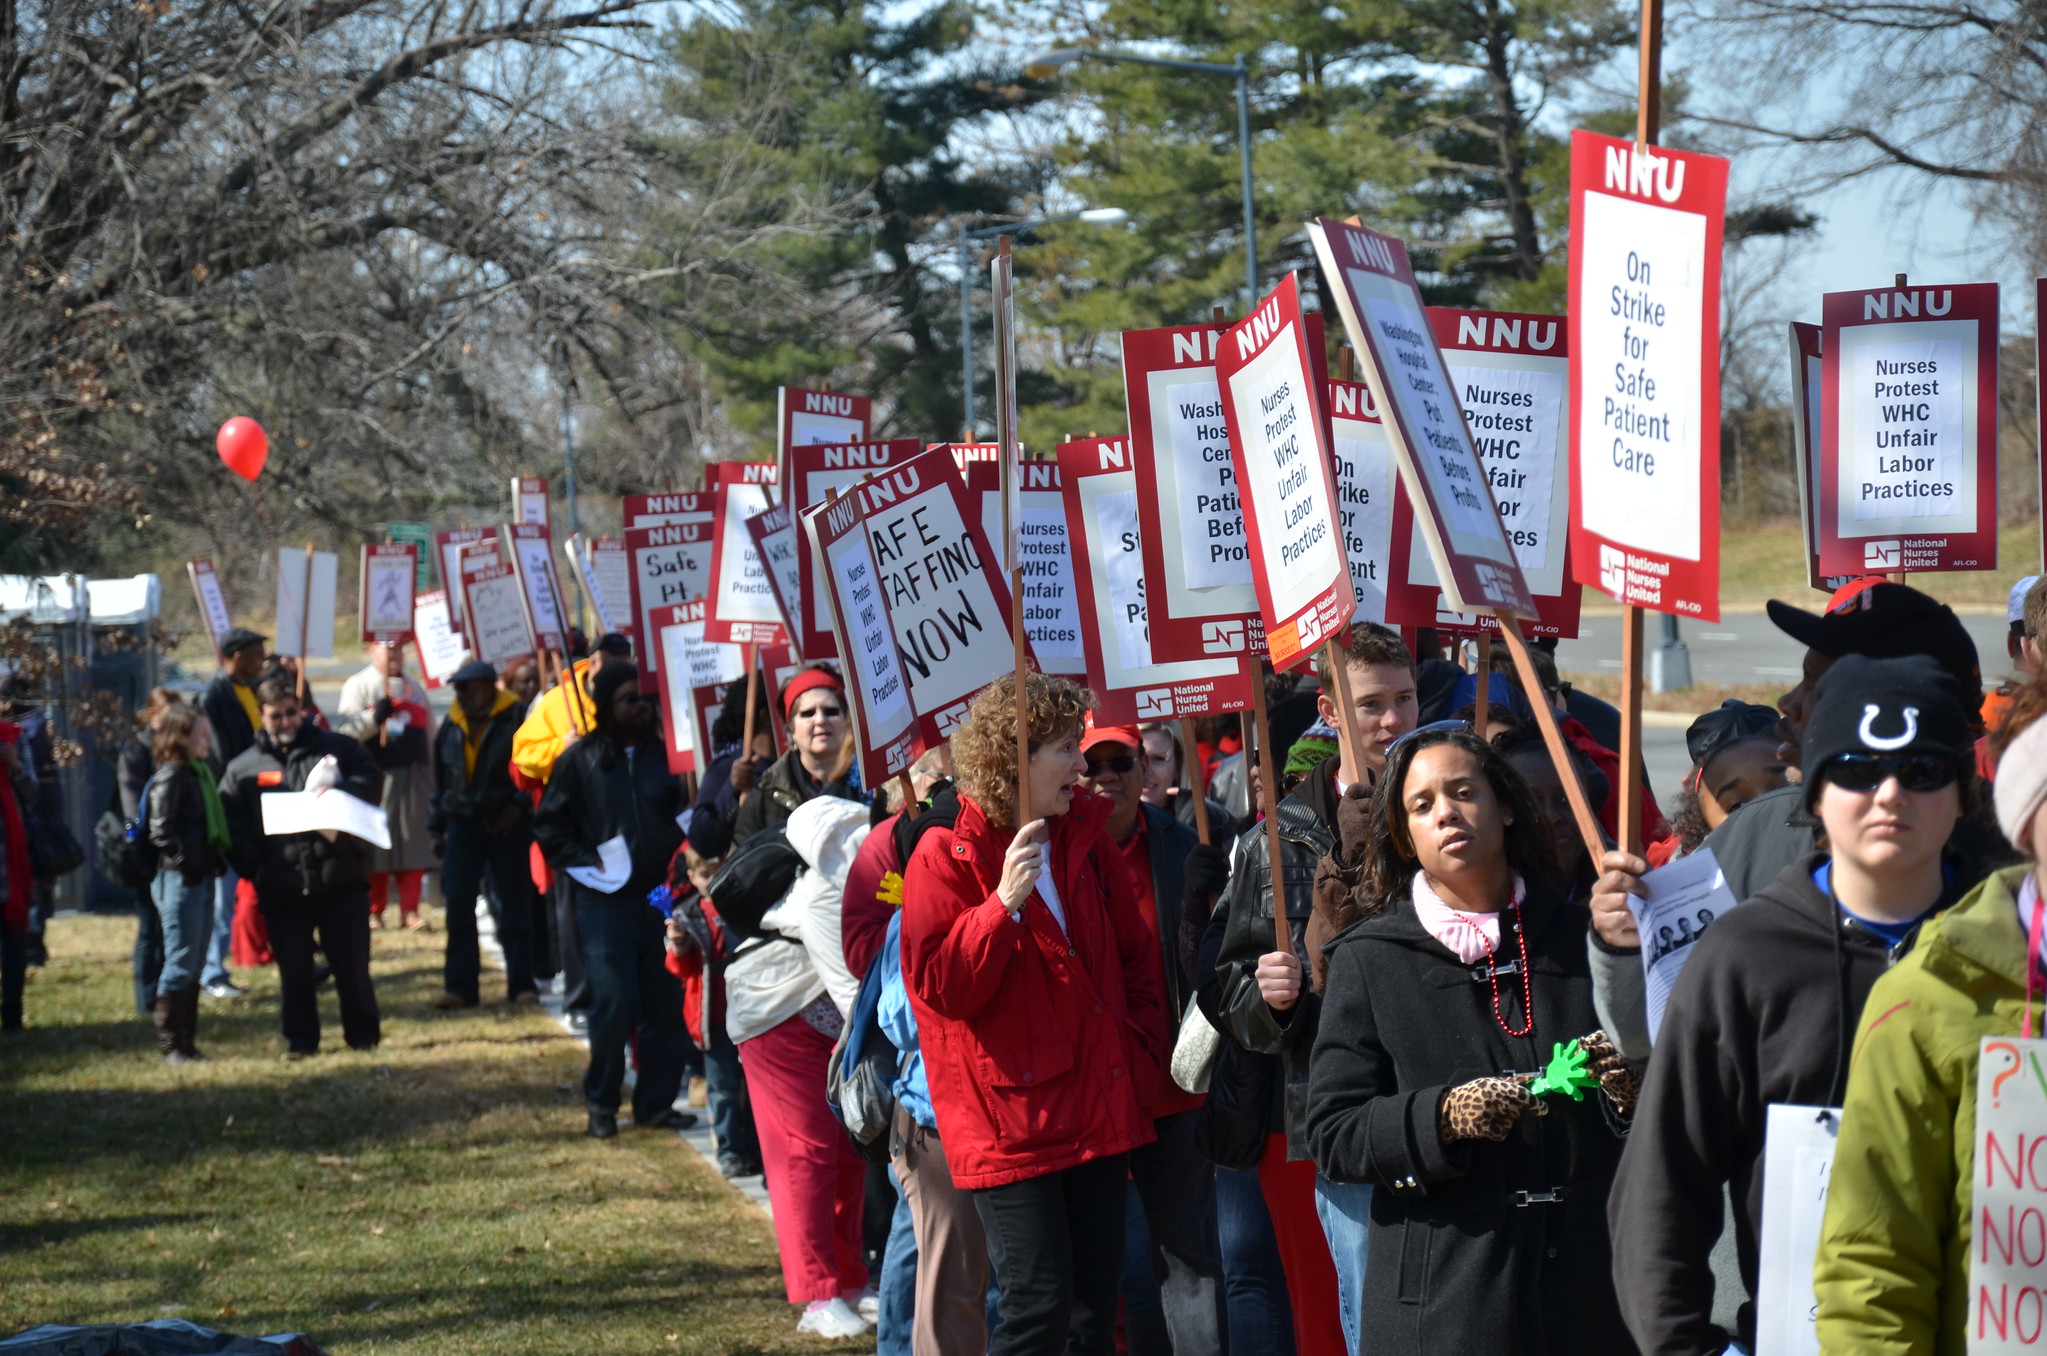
[1444,899,1535,1038]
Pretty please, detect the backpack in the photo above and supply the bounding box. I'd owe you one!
[827,914,901,1163]
[94,773,158,890]
[702,827,806,942]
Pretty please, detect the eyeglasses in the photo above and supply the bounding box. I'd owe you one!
[1086,754,1137,776]
[1821,753,1959,794]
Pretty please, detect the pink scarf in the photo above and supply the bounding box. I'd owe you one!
[1412,871,1525,964]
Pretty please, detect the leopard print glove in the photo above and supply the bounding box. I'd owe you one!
[1578,1029,1642,1118]
[1438,1076,1541,1143]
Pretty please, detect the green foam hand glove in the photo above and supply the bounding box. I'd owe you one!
[1525,1040,1600,1102]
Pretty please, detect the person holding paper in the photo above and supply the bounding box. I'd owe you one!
[1302,726,1637,1356]
[531,661,692,1140]
[338,643,436,931]
[142,705,230,1062]
[1812,680,2047,1354]
[218,675,385,1058]
[1608,655,1977,1356]
[427,661,536,1008]
[900,671,1165,1356]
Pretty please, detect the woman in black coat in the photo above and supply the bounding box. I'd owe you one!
[119,688,184,1015]
[1304,727,1638,1356]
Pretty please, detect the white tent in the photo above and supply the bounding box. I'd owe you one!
[0,574,161,626]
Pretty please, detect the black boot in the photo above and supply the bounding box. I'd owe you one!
[175,987,205,1060]
[153,993,185,1063]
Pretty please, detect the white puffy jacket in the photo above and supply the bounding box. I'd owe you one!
[722,794,872,1042]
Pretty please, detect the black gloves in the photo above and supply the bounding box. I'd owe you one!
[1185,842,1232,904]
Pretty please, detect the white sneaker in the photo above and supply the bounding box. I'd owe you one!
[796,1297,870,1339]
[847,1286,879,1324]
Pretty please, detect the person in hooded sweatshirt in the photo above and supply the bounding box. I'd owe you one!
[1606,654,1977,1356]
[1810,678,2047,1353]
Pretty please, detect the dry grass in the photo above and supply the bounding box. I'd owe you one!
[0,913,858,1355]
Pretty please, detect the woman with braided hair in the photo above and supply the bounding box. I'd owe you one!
[1302,726,1637,1356]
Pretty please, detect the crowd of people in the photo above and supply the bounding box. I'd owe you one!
[4,568,2047,1354]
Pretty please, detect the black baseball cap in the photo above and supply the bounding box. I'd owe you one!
[451,660,497,686]
[1765,580,1982,712]
[218,627,266,658]
[1684,700,1780,769]
[595,633,633,658]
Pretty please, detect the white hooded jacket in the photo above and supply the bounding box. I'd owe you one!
[722,794,872,1043]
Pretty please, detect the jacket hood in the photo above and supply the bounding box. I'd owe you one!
[1918,861,2033,993]
[450,689,517,736]
[1743,852,1847,941]
[786,793,873,883]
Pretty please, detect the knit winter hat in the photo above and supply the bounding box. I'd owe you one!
[1801,654,1972,809]
[590,660,641,719]
[1994,717,2047,855]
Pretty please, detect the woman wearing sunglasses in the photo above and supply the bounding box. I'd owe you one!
[1610,654,1975,1356]
[1812,677,2047,1353]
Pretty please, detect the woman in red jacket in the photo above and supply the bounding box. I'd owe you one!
[901,672,1167,1356]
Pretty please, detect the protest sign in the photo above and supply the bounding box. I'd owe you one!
[850,447,1027,741]
[411,588,466,688]
[624,521,715,676]
[1970,1036,2047,1350]
[511,476,549,529]
[1566,130,1729,619]
[1217,274,1353,671]
[358,542,419,645]
[648,600,747,775]
[962,459,1086,676]
[1324,380,1403,626]
[564,535,629,639]
[746,503,803,654]
[432,527,492,633]
[801,490,920,786]
[1757,1104,1838,1356]
[1819,281,2000,576]
[273,547,338,659]
[1310,218,1537,621]
[704,480,788,647]
[1056,436,1256,725]
[1789,323,1856,593]
[2039,282,2047,574]
[787,439,924,658]
[458,551,536,669]
[623,491,715,530]
[1124,320,1266,661]
[707,460,779,492]
[385,522,435,589]
[1626,846,1741,1042]
[186,559,232,651]
[502,523,569,654]
[776,386,871,491]
[936,442,1001,474]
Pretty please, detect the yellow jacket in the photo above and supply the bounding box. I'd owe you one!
[510,659,598,785]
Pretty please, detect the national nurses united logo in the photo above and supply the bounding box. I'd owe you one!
[1599,544,1627,598]
[1135,689,1176,720]
[1863,539,1903,570]
[1202,620,1247,654]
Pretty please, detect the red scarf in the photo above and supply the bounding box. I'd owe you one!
[0,721,33,937]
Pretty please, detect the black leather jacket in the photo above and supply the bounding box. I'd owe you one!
[146,760,225,883]
[428,697,527,833]
[219,725,384,899]
[533,727,685,900]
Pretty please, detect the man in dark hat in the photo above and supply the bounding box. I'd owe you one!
[532,661,693,1138]
[428,660,537,1008]
[196,625,267,1000]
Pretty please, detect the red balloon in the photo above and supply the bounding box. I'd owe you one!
[216,417,268,482]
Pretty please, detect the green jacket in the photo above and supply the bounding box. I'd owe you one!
[1814,864,2036,1355]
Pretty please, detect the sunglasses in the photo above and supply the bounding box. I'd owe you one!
[1821,753,1959,794]
[1086,754,1137,776]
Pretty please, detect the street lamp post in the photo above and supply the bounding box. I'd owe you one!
[958,207,1127,437]
[1023,47,1257,308]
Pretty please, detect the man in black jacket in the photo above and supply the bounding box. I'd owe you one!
[533,661,692,1139]
[428,660,535,1009]
[196,626,266,1000]
[219,674,385,1057]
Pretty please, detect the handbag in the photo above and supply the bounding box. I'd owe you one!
[826,920,900,1164]
[1170,994,1222,1094]
[94,774,158,889]
[24,804,85,881]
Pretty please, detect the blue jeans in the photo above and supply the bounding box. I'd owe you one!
[702,995,758,1168]
[1313,1176,1373,1355]
[153,870,215,995]
[132,893,164,1014]
[1121,1183,1168,1355]
[574,890,685,1120]
[1215,1164,1293,1356]
[877,1163,916,1356]
[439,821,536,1002]
[201,866,237,987]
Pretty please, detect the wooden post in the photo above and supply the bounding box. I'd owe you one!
[1495,610,1606,864]
[1322,641,1364,787]
[296,541,314,701]
[1178,718,1213,846]
[740,643,761,763]
[1249,665,1291,954]
[1474,633,1492,740]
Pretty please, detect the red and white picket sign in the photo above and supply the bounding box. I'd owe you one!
[511,476,549,529]
[648,599,747,775]
[624,520,714,677]
[564,535,631,638]
[1819,281,2000,576]
[359,543,419,646]
[1217,274,1353,671]
[1322,379,1410,628]
[707,460,780,492]
[800,490,921,787]
[502,523,568,654]
[432,527,493,634]
[411,588,466,689]
[962,459,1087,677]
[458,551,535,669]
[187,559,232,652]
[623,491,714,530]
[703,479,789,647]
[1124,320,1267,662]
[1384,309,1583,639]
[1566,130,1729,619]
[1056,436,1256,725]
[1311,218,1537,621]
[776,387,871,495]
[850,447,1029,742]
[745,503,804,655]
[787,439,924,659]
[1788,322,1856,593]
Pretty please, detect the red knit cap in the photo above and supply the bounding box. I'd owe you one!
[781,666,845,718]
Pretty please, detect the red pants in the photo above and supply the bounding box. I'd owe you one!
[740,1013,868,1304]
[230,878,271,968]
[1258,1133,1346,1356]
[369,870,424,920]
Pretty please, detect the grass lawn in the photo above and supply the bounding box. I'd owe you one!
[0,913,861,1355]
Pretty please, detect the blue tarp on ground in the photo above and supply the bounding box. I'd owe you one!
[0,1321,324,1355]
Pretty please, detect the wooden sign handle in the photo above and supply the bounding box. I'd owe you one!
[297,541,314,701]
[1494,610,1606,866]
[1321,639,1364,788]
[1617,606,1645,856]
[1249,664,1291,956]
[740,643,761,770]
[1179,718,1213,847]
[1474,633,1492,740]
